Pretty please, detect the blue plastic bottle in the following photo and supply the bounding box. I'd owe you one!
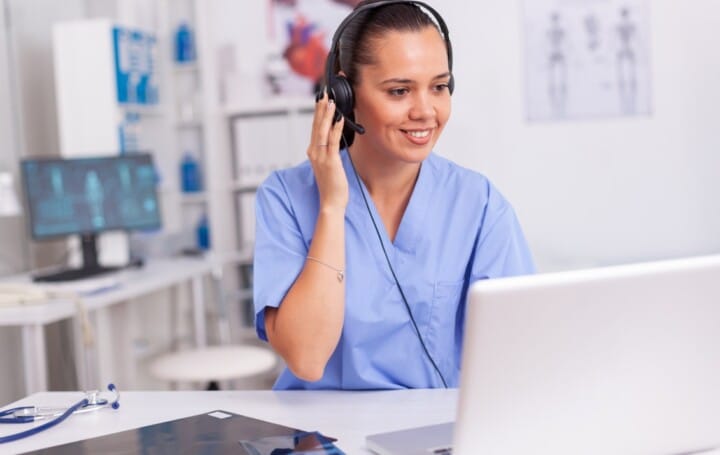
[196,215,210,250]
[180,153,201,193]
[175,23,196,63]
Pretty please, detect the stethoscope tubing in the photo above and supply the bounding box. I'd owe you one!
[0,400,110,423]
[0,384,119,444]
[0,398,88,444]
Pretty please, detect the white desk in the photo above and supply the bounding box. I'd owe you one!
[0,257,217,396]
[0,389,458,454]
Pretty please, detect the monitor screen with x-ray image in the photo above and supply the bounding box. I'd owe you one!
[21,152,161,239]
[20,152,161,282]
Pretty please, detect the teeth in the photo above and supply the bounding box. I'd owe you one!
[406,130,430,138]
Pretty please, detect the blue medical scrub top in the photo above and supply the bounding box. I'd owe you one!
[253,149,535,390]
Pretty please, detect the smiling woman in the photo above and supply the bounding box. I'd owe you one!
[252,0,536,391]
[352,26,451,163]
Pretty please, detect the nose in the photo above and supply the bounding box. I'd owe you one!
[408,92,435,121]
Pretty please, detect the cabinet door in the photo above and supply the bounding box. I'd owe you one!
[233,115,292,188]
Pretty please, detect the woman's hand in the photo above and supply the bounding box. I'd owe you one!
[307,92,348,212]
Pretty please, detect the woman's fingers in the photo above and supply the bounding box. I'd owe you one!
[316,100,337,153]
[328,114,345,151]
[306,93,349,210]
[309,96,340,160]
[311,90,326,137]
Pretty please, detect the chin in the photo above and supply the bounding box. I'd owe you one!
[394,138,438,163]
[394,128,441,160]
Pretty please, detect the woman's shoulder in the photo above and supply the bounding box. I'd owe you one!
[426,153,493,197]
[257,160,316,196]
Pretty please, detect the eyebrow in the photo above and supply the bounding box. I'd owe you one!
[379,72,452,85]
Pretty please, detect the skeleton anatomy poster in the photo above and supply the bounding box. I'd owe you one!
[522,0,652,121]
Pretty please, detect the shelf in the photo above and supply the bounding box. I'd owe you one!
[174,62,199,74]
[176,120,203,129]
[180,192,208,204]
[204,247,254,266]
[225,96,316,118]
[118,104,168,117]
[230,181,259,193]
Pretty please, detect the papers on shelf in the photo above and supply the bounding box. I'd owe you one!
[0,275,124,307]
[39,276,123,297]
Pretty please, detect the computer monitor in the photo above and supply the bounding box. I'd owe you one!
[21,152,161,281]
[367,255,720,455]
[455,254,720,454]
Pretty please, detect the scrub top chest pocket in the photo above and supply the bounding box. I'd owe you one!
[427,279,466,383]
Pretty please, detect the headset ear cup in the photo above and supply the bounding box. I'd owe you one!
[448,74,455,95]
[328,75,355,123]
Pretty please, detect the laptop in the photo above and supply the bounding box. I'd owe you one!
[367,255,720,455]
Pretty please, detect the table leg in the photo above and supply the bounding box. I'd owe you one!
[71,314,90,391]
[190,276,207,347]
[21,324,47,394]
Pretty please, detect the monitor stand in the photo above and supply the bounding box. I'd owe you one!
[33,234,121,282]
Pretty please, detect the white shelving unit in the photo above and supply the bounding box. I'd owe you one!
[226,98,315,249]
[53,19,161,156]
[161,2,317,328]
[155,0,212,259]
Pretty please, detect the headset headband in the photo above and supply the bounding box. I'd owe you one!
[325,0,453,86]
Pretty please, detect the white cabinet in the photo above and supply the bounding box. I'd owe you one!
[53,19,160,156]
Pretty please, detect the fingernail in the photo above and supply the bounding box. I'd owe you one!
[328,98,334,105]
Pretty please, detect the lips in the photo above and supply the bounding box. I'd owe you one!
[400,128,433,145]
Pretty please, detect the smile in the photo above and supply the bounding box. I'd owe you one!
[400,128,433,145]
[404,130,430,138]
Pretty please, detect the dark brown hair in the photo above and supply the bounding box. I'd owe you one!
[334,1,446,85]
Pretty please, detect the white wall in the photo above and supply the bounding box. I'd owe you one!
[0,0,25,406]
[209,0,720,272]
[8,0,89,271]
[441,1,720,271]
[0,0,89,404]
[0,0,26,277]
[2,0,719,402]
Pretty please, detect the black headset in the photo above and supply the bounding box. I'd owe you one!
[324,0,454,136]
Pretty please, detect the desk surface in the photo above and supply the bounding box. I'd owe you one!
[0,257,214,326]
[0,252,252,395]
[0,389,458,454]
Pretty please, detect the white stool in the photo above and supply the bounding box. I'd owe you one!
[150,345,277,386]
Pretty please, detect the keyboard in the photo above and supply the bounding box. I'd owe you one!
[32,266,120,283]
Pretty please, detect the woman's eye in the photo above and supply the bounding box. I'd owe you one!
[434,83,450,92]
[388,88,408,96]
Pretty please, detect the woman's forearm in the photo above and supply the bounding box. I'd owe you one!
[265,207,346,381]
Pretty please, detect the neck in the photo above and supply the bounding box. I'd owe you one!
[347,145,421,200]
[347,143,421,243]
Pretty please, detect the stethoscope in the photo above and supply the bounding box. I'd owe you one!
[0,383,120,444]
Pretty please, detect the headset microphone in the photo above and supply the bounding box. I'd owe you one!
[336,111,365,135]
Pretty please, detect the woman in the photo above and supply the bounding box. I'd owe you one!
[254,0,535,390]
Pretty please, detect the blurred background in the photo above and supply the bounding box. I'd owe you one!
[0,0,718,404]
